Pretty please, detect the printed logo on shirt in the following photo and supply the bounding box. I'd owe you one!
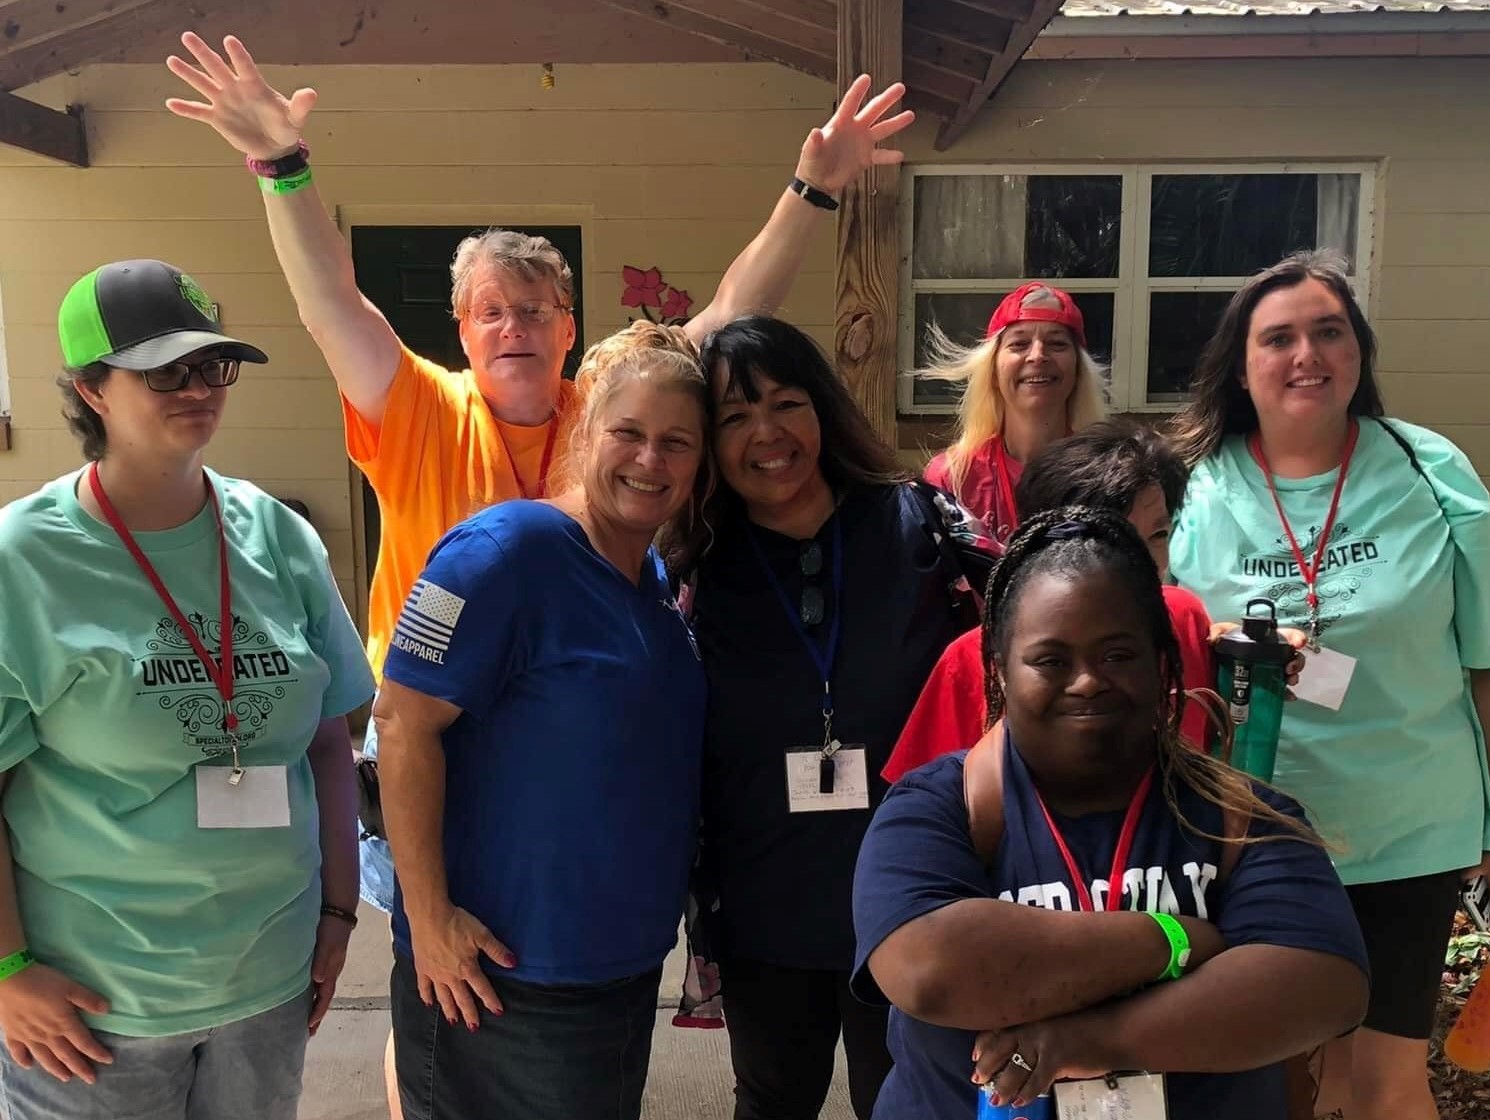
[1237,522,1384,640]
[135,612,298,758]
[1000,860,1221,919]
[392,579,467,665]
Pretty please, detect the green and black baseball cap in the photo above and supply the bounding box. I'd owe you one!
[58,259,268,372]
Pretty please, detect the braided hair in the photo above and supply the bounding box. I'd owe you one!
[981,506,1321,848]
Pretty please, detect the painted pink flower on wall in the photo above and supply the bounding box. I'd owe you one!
[623,264,693,326]
[621,266,665,309]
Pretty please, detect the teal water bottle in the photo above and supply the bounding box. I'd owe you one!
[1213,598,1293,782]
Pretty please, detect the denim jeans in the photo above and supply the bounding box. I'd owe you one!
[0,987,312,1120]
[358,712,396,914]
[390,953,661,1120]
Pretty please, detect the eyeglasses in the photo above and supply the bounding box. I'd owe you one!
[136,357,241,393]
[799,540,825,626]
[471,301,572,327]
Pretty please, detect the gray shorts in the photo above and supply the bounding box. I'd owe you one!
[0,987,312,1120]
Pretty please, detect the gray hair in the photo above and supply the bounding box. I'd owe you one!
[449,229,575,321]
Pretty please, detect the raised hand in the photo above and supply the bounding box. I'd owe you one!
[165,33,316,162]
[794,74,915,194]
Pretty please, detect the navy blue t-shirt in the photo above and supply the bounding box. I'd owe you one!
[382,501,707,985]
[852,745,1369,1120]
[694,484,970,969]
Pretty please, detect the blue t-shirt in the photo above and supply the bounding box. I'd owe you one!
[852,746,1368,1120]
[382,502,707,985]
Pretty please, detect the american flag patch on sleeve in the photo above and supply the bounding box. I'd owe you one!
[391,580,467,664]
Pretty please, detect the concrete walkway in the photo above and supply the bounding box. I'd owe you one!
[298,904,855,1120]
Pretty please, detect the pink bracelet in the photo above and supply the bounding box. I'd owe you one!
[246,140,310,179]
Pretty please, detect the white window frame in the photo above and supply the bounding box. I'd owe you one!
[898,161,1376,416]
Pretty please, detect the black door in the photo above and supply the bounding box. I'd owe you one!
[348,224,585,571]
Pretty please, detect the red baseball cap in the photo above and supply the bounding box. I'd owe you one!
[985,282,1086,349]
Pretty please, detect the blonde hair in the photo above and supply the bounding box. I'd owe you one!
[450,229,574,320]
[558,320,715,568]
[917,297,1107,496]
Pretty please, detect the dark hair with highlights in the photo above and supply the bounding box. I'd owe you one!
[56,363,111,461]
[1169,249,1382,466]
[697,316,906,528]
[981,506,1320,848]
[1015,420,1189,522]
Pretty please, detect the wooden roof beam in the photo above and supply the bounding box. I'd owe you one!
[904,0,1016,54]
[598,0,835,80]
[934,0,1066,150]
[0,88,86,164]
[0,0,166,62]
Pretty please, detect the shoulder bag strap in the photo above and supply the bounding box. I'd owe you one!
[963,722,1007,868]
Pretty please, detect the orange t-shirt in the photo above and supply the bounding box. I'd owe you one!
[343,347,579,678]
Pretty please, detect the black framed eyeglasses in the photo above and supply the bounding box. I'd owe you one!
[137,357,241,393]
[799,540,826,626]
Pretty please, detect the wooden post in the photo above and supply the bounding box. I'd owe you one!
[835,0,902,445]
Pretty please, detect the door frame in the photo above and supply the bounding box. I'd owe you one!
[336,202,597,635]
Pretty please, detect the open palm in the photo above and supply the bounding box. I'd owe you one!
[165,32,315,162]
[795,74,915,194]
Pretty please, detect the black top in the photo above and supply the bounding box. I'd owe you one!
[693,483,970,970]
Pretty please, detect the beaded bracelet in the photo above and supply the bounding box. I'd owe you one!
[0,948,35,982]
[246,140,309,179]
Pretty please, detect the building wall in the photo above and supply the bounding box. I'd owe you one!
[2,53,1488,608]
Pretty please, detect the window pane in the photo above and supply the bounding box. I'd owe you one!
[910,291,1115,407]
[912,175,1121,280]
[1147,291,1234,401]
[1149,173,1359,278]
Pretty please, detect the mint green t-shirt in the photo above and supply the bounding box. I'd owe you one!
[1171,419,1490,885]
[0,469,374,1037]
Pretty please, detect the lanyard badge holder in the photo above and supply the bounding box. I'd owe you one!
[748,517,870,813]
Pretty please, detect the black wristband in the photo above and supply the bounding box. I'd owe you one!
[246,140,310,180]
[789,177,839,211]
[320,903,359,928]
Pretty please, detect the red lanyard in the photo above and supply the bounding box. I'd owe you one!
[1034,766,1155,912]
[497,417,559,500]
[1246,421,1359,645]
[991,435,1020,541]
[87,463,240,754]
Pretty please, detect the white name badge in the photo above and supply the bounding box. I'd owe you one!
[1055,1073,1167,1120]
[197,765,291,829]
[1292,645,1356,711]
[785,746,870,813]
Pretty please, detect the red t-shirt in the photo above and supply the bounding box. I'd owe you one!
[882,584,1216,783]
[924,437,1021,545]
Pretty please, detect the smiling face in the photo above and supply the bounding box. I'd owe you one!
[457,265,577,407]
[74,347,229,459]
[998,567,1163,787]
[994,322,1079,423]
[1241,277,1361,432]
[581,376,705,539]
[711,363,828,520]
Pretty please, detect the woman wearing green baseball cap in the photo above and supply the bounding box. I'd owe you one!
[0,260,374,1119]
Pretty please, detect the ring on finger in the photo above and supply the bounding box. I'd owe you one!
[1010,1051,1034,1072]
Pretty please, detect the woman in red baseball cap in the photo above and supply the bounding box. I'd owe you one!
[920,282,1106,544]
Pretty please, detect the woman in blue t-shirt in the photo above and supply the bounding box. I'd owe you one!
[372,321,712,1120]
[852,508,1369,1120]
[688,316,989,1120]
[1168,250,1490,1120]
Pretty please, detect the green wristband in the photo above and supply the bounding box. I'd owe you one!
[1147,912,1191,981]
[259,167,313,195]
[0,949,35,982]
